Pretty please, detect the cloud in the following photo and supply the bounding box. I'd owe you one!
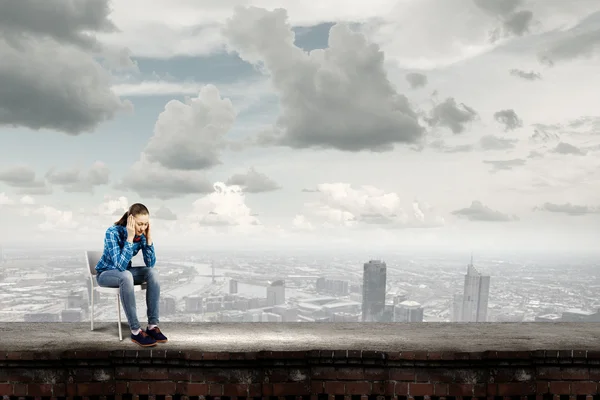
[296,183,444,229]
[494,109,523,131]
[426,98,478,134]
[452,200,518,222]
[225,167,281,193]
[0,0,132,134]
[405,72,428,89]
[509,69,541,81]
[553,142,587,155]
[143,85,236,171]
[154,206,178,221]
[223,7,424,152]
[480,135,518,151]
[429,140,474,153]
[301,188,319,193]
[187,182,261,229]
[44,161,110,193]
[538,10,600,65]
[0,165,51,194]
[530,127,560,144]
[534,202,600,216]
[473,0,534,40]
[115,154,214,200]
[483,159,526,171]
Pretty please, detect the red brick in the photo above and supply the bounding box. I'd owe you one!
[6,352,22,360]
[52,383,66,396]
[558,350,573,358]
[487,383,498,396]
[0,383,11,395]
[383,381,395,395]
[177,382,208,396]
[167,368,189,381]
[223,383,248,396]
[141,368,169,380]
[571,382,597,395]
[537,381,549,393]
[371,381,386,395]
[448,383,473,396]
[538,367,562,380]
[388,352,402,360]
[549,381,570,394]
[345,382,370,395]
[324,381,345,394]
[312,367,337,380]
[115,382,128,394]
[590,368,600,380]
[116,366,140,380]
[434,383,449,396]
[348,350,361,358]
[409,383,434,396]
[311,380,324,393]
[272,382,309,396]
[497,383,535,396]
[333,350,347,358]
[248,383,261,397]
[149,381,176,394]
[364,368,388,380]
[394,382,409,395]
[13,383,27,396]
[427,370,455,383]
[473,383,486,397]
[390,368,416,381]
[129,381,150,395]
[77,382,114,396]
[27,384,53,396]
[337,367,364,380]
[208,383,223,396]
[562,368,589,380]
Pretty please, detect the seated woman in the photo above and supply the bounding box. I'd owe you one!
[95,203,168,347]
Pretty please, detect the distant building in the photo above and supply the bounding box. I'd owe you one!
[457,256,490,322]
[266,280,285,306]
[316,277,349,296]
[160,296,176,315]
[184,295,203,313]
[229,279,238,294]
[561,309,600,322]
[394,300,424,322]
[24,313,60,322]
[61,309,83,322]
[362,260,387,322]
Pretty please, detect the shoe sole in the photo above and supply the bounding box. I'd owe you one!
[155,339,168,343]
[131,339,157,347]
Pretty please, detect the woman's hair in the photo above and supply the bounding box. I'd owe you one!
[114,203,150,226]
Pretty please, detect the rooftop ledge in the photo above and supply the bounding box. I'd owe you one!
[2,322,600,353]
[3,323,600,398]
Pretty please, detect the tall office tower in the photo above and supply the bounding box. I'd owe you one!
[460,256,490,322]
[362,260,387,322]
[229,279,238,294]
[267,280,285,306]
[452,294,464,322]
[393,300,424,322]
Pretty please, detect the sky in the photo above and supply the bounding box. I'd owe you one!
[0,0,599,254]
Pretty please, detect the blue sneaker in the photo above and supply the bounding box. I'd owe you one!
[145,326,168,343]
[131,329,157,347]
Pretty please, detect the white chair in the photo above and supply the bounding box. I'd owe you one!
[85,250,147,341]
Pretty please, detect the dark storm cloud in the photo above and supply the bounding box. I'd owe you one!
[427,98,478,134]
[494,109,523,131]
[406,72,428,89]
[226,167,281,193]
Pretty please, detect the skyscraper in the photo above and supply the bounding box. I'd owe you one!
[459,256,490,322]
[362,260,387,322]
[267,280,285,306]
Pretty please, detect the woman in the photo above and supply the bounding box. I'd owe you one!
[95,203,168,347]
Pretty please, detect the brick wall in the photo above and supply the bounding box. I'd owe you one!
[1,349,600,399]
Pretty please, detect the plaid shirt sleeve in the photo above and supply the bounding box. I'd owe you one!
[105,228,133,272]
[141,237,156,268]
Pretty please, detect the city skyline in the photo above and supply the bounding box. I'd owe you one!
[1,1,599,253]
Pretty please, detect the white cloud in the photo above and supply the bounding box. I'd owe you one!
[298,183,444,229]
[143,85,236,171]
[186,182,261,231]
[225,167,281,193]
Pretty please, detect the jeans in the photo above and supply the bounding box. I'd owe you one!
[96,267,160,331]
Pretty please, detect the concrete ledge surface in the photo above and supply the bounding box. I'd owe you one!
[1,322,599,352]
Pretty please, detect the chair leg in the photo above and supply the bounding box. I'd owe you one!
[117,294,123,341]
[90,288,94,331]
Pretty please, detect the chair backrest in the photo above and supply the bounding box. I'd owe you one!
[85,250,103,277]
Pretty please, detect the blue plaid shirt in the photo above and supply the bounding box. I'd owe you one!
[95,224,156,275]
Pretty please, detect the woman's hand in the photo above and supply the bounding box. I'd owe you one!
[126,215,135,242]
[145,221,153,245]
